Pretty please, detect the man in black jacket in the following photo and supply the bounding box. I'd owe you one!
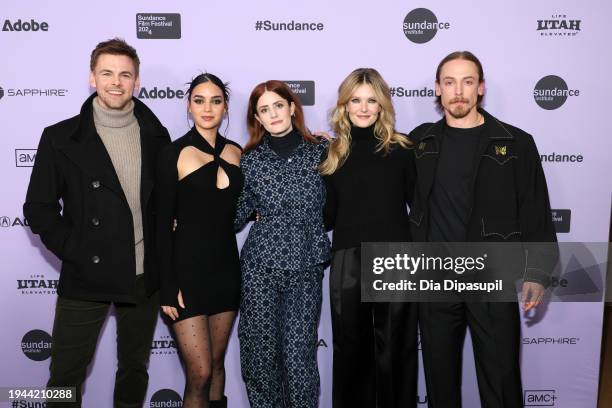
[23,38,170,407]
[408,51,557,407]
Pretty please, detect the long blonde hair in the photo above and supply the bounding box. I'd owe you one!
[320,68,410,175]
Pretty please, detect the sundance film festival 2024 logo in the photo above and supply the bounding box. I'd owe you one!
[551,209,571,233]
[537,14,581,37]
[403,8,449,43]
[533,75,579,110]
[283,81,315,106]
[21,329,52,361]
[136,13,181,39]
[149,389,182,407]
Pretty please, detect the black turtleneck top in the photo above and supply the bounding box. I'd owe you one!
[268,128,302,159]
[323,124,416,251]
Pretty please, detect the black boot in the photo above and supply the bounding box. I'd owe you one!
[209,396,227,408]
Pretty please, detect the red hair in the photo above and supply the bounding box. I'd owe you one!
[244,80,317,152]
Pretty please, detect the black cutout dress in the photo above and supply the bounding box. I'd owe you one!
[156,127,243,320]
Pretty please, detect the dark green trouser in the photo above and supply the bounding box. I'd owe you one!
[46,276,159,408]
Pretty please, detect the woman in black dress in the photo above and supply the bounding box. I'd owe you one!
[156,73,242,408]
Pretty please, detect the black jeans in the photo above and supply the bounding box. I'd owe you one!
[419,301,523,408]
[46,276,159,408]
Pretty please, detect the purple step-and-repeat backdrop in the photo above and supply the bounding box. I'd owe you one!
[1,1,610,407]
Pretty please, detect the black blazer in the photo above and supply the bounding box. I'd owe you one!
[23,93,171,303]
[408,109,557,286]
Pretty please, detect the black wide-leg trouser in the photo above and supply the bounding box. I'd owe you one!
[330,247,419,408]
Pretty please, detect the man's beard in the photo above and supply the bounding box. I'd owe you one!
[446,98,473,119]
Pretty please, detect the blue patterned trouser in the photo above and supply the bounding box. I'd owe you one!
[239,260,323,408]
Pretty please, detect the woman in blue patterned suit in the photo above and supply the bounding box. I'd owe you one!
[235,80,330,407]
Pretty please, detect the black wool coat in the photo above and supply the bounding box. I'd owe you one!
[407,109,557,286]
[23,93,171,302]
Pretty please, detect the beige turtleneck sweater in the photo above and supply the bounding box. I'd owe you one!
[92,97,144,276]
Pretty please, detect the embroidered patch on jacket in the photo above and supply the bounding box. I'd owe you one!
[494,145,507,156]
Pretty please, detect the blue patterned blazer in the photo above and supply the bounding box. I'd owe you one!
[235,134,331,270]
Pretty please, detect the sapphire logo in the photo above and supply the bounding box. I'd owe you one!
[533,75,579,110]
[402,8,449,44]
[283,81,315,106]
[21,330,52,361]
[537,14,581,37]
[524,389,557,406]
[523,337,579,346]
[1,86,68,98]
[149,389,182,407]
[3,19,49,32]
[136,13,181,39]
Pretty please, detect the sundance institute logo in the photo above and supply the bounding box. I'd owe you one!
[533,75,579,110]
[402,8,449,44]
[21,329,52,361]
[149,389,182,407]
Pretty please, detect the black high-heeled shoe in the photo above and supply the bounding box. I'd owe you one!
[209,395,227,408]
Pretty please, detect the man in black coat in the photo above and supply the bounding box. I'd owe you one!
[408,51,557,408]
[23,38,170,407]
